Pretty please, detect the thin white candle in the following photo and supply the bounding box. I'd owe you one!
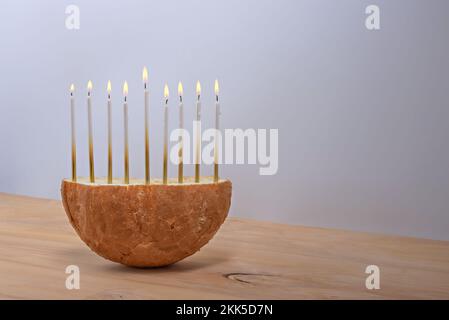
[178,82,184,183]
[163,84,169,184]
[70,84,77,182]
[123,81,129,184]
[195,81,201,183]
[143,67,150,184]
[214,79,220,182]
[107,81,112,184]
[87,80,95,183]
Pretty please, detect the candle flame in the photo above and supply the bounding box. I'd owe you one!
[70,84,75,93]
[214,79,219,96]
[107,81,111,94]
[164,84,169,99]
[142,66,148,83]
[196,81,201,96]
[123,81,128,96]
[87,80,93,93]
[178,82,183,96]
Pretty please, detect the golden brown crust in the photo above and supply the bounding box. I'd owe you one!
[61,177,232,267]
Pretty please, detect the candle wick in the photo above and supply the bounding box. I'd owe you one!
[144,83,147,90]
[179,96,182,103]
[165,99,168,105]
[197,95,200,100]
[216,95,219,102]
[124,96,127,102]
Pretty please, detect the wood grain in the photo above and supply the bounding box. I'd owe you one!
[0,192,448,299]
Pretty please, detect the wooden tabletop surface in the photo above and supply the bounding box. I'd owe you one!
[0,192,448,300]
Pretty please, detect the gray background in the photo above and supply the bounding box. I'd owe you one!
[0,0,448,240]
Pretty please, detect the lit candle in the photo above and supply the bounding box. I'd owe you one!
[178,82,184,183]
[143,67,150,184]
[163,84,169,184]
[214,79,220,182]
[107,80,112,184]
[195,81,201,183]
[123,81,129,184]
[87,80,95,183]
[70,84,77,182]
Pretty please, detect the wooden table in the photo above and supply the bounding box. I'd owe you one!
[0,192,448,300]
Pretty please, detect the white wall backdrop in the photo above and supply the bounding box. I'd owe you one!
[0,0,448,240]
